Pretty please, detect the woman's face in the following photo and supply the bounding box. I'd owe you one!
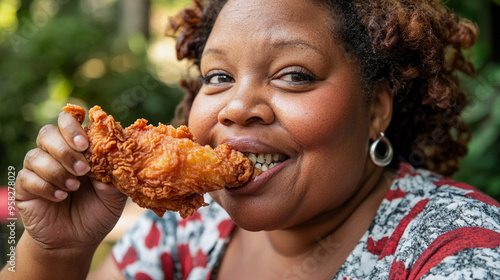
[189,0,373,230]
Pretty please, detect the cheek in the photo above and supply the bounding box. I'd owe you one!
[280,90,369,150]
[281,88,371,210]
[188,95,219,145]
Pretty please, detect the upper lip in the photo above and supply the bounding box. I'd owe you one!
[221,137,290,157]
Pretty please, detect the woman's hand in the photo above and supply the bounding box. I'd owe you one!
[15,110,127,251]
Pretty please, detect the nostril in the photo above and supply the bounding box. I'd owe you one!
[247,116,268,125]
[219,115,264,126]
[218,102,275,126]
[219,116,234,126]
[219,111,274,126]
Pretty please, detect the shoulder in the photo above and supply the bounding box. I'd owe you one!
[377,164,500,279]
[396,163,499,207]
[393,164,500,234]
[112,196,235,279]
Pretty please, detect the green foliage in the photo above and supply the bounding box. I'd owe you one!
[446,1,500,201]
[454,64,500,201]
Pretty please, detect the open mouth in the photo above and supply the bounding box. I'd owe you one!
[244,153,288,172]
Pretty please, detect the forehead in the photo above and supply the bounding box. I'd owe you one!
[206,0,335,50]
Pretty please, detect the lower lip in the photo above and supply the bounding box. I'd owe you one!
[226,159,289,195]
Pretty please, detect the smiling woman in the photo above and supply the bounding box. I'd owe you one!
[190,0,379,236]
[3,0,500,279]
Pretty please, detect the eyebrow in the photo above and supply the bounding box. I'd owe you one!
[202,48,226,56]
[202,39,324,57]
[270,39,324,55]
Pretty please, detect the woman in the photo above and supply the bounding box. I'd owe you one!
[3,0,499,279]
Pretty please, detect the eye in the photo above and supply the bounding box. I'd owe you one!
[281,72,317,84]
[201,71,235,85]
[271,67,319,92]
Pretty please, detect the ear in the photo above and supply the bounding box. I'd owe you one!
[368,80,393,140]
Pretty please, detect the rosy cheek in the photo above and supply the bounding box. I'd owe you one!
[188,95,220,145]
[283,95,357,146]
[187,97,208,141]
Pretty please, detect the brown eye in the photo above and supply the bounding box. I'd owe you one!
[211,75,234,84]
[270,67,320,93]
[201,72,235,85]
[281,72,317,84]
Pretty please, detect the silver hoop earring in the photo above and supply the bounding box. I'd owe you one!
[370,132,393,167]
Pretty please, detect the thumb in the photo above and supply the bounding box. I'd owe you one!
[91,179,127,212]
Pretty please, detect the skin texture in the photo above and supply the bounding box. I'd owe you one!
[1,0,392,279]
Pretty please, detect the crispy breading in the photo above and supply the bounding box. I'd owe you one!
[63,104,257,218]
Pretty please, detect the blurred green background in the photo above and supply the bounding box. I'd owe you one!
[0,0,499,271]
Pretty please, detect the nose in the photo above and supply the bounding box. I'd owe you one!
[217,83,275,126]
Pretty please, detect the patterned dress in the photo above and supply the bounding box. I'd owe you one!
[112,164,500,279]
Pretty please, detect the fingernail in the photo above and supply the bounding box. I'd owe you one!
[74,160,90,175]
[55,190,68,200]
[65,178,80,191]
[74,135,88,150]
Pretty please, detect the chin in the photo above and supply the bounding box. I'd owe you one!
[211,192,296,231]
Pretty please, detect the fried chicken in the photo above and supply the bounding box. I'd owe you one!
[62,104,258,218]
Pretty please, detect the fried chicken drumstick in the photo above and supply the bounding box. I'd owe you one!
[63,104,258,218]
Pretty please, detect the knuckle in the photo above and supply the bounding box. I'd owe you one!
[37,124,56,145]
[15,169,43,194]
[57,146,79,166]
[58,112,70,129]
[49,164,66,182]
[24,148,40,166]
[58,146,72,159]
[59,112,80,136]
[15,169,27,189]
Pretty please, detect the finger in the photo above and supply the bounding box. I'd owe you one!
[15,168,68,202]
[24,148,81,192]
[91,179,127,210]
[92,179,126,200]
[36,125,90,176]
[58,111,89,152]
[92,179,119,193]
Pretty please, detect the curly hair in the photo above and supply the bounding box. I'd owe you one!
[167,0,478,176]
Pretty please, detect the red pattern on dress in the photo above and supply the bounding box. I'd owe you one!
[379,199,430,259]
[367,236,389,255]
[161,252,175,280]
[179,211,202,227]
[218,219,235,239]
[178,243,208,280]
[145,222,161,249]
[115,246,138,270]
[408,227,500,280]
[134,272,153,280]
[385,188,407,201]
[434,179,500,207]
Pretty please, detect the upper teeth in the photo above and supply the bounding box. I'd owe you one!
[245,153,286,172]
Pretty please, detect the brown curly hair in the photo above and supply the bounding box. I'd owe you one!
[167,0,478,176]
